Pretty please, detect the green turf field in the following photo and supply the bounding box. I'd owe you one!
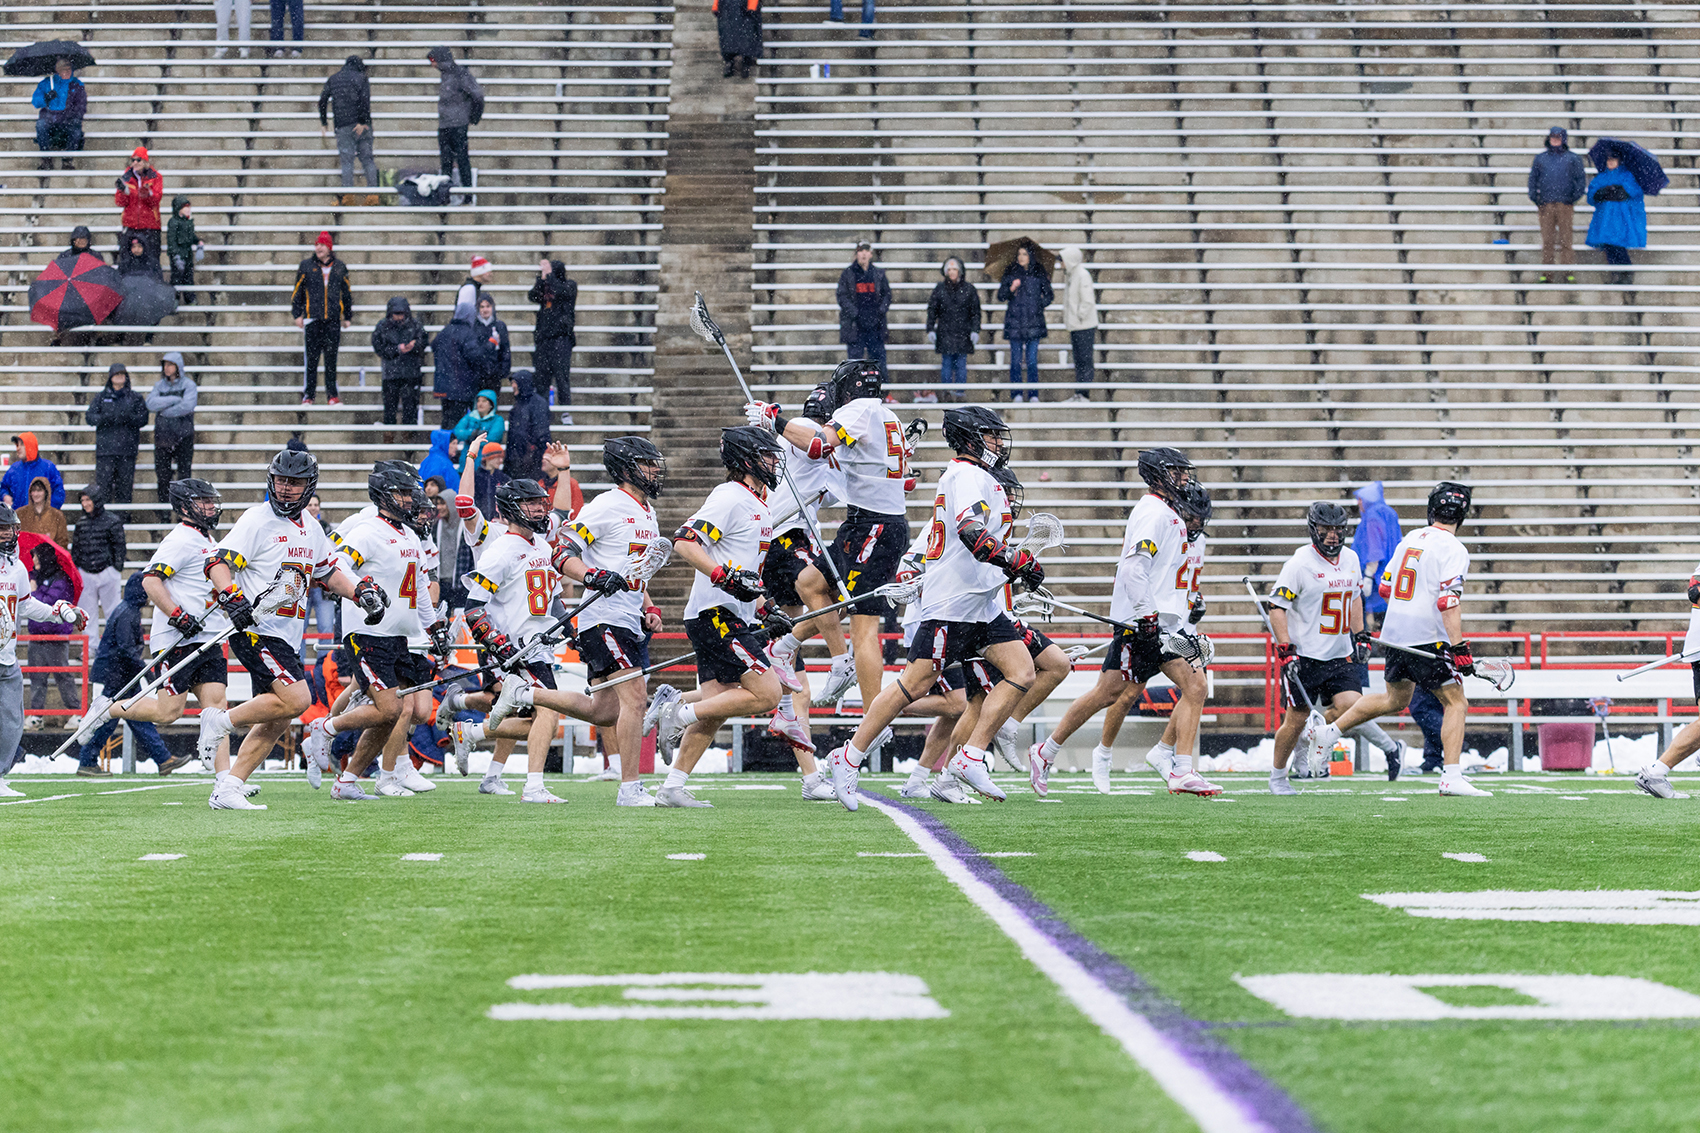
[4,770,1698,1132]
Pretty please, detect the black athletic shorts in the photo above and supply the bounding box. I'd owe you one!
[820,507,908,615]
[1282,655,1362,710]
[762,527,816,608]
[228,631,307,689]
[155,640,229,697]
[958,621,1055,699]
[685,608,771,686]
[908,614,1024,672]
[348,634,432,694]
[577,623,650,682]
[1103,627,1179,684]
[1692,661,1700,700]
[1383,643,1459,692]
[930,661,966,697]
[1016,619,1054,659]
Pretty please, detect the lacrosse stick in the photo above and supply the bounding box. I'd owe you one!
[1617,648,1700,682]
[1590,696,1616,773]
[1017,512,1067,557]
[1241,576,1327,728]
[1063,638,1113,664]
[1371,638,1516,692]
[1016,587,1212,671]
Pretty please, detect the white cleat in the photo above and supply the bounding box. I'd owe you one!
[812,652,858,707]
[0,779,23,798]
[769,644,803,693]
[1636,767,1684,799]
[1167,769,1224,797]
[828,744,860,811]
[642,684,680,735]
[1268,772,1298,796]
[1027,741,1052,797]
[196,706,233,767]
[1143,743,1174,781]
[1297,712,1319,755]
[303,718,330,789]
[345,686,372,711]
[330,777,379,801]
[72,693,113,744]
[479,776,515,796]
[655,698,687,765]
[521,784,568,804]
[1092,746,1114,794]
[1438,774,1493,798]
[434,688,463,734]
[448,721,478,774]
[947,750,1007,801]
[375,775,415,798]
[654,784,712,808]
[799,771,838,801]
[487,676,533,728]
[928,773,976,804]
[899,775,931,799]
[397,764,436,792]
[1308,722,1342,774]
[767,712,816,755]
[616,780,657,807]
[210,781,267,810]
[866,725,895,762]
[992,719,1025,772]
[592,765,621,782]
[241,781,261,798]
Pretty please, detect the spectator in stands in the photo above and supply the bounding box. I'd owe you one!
[419,430,459,488]
[32,57,86,168]
[2,432,64,510]
[426,47,484,192]
[1528,126,1585,284]
[70,485,125,633]
[23,543,80,730]
[1586,152,1646,287]
[213,0,253,58]
[476,296,511,385]
[291,231,354,406]
[146,353,197,524]
[715,0,762,78]
[320,57,378,206]
[117,234,163,280]
[504,369,552,482]
[268,0,304,57]
[457,255,493,318]
[76,572,169,777]
[827,0,876,38]
[837,242,890,378]
[997,241,1053,402]
[114,146,164,266]
[925,256,979,404]
[372,296,428,444]
[529,256,577,414]
[85,364,147,504]
[64,225,97,261]
[1060,246,1099,402]
[166,196,202,306]
[19,478,69,546]
[429,298,496,427]
[452,389,505,450]
[1351,480,1402,631]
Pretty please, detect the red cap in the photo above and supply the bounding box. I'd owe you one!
[131,145,149,160]
[316,230,334,250]
[469,254,492,276]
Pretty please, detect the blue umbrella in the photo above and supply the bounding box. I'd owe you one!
[1587,137,1667,196]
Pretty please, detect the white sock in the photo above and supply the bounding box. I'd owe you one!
[322,717,339,736]
[1271,763,1289,780]
[1439,764,1461,780]
[802,769,821,786]
[444,688,463,711]
[1093,743,1114,761]
[1348,721,1395,754]
[1155,741,1176,758]
[1171,751,1193,773]
[336,770,357,784]
[1040,736,1061,761]
[961,745,988,765]
[1646,761,1670,777]
[484,758,505,779]
[675,702,699,728]
[664,767,689,790]
[216,770,231,786]
[607,753,621,775]
[526,771,544,791]
[775,696,797,723]
[843,742,866,767]
[906,765,929,788]
[464,722,487,745]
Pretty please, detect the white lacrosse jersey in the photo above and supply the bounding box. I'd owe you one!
[1158,533,1206,623]
[825,396,908,515]
[1685,558,1700,655]
[463,527,557,654]
[777,445,844,540]
[682,481,773,622]
[335,512,426,642]
[561,486,661,635]
[409,531,441,652]
[1268,543,1363,662]
[1378,525,1470,646]
[1110,494,1187,628]
[917,458,1013,624]
[218,503,338,647]
[0,551,60,667]
[145,523,231,653]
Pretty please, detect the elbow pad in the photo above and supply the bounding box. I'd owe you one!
[1437,592,1461,612]
[956,515,1009,567]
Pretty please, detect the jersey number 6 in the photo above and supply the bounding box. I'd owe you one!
[1392,547,1423,602]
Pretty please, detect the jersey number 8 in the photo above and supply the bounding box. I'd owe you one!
[524,568,553,616]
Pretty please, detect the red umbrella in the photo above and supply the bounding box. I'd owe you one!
[29,252,121,332]
[17,533,81,604]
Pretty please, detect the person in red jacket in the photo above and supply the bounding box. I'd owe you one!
[114,145,163,267]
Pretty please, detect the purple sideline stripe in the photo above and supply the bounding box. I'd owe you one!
[878,791,1321,1133]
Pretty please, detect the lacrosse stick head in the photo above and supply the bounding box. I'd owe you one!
[1064,644,1092,663]
[688,291,723,345]
[879,576,923,608]
[1011,586,1055,624]
[260,565,310,616]
[629,535,673,584]
[1019,512,1067,556]
[1162,628,1212,671]
[1475,658,1514,692]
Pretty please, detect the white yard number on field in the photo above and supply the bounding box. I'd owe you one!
[488,972,950,1021]
[1237,974,1700,1021]
[1364,889,1700,925]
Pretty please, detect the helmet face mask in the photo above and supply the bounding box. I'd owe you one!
[168,479,223,535]
[267,449,319,519]
[368,460,420,524]
[603,436,666,498]
[942,406,1012,469]
[1306,501,1350,559]
[495,479,552,535]
[0,507,16,558]
[1178,483,1212,538]
[720,426,785,489]
[1138,448,1195,505]
[411,496,438,538]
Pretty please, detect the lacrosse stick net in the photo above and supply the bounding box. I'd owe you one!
[259,565,311,615]
[688,290,724,346]
[1016,512,1067,557]
[1472,657,1515,692]
[1012,586,1056,623]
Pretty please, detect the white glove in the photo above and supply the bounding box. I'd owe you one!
[52,601,88,633]
[970,331,980,348]
[927,331,936,345]
[744,401,779,431]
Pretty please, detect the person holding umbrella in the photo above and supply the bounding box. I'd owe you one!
[31,56,85,167]
[1586,140,1658,287]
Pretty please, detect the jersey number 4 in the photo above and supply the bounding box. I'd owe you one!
[1392,547,1423,602]
[398,563,418,610]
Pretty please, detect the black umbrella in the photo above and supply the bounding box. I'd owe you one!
[112,274,178,327]
[29,252,121,331]
[1587,137,1667,196]
[3,40,95,77]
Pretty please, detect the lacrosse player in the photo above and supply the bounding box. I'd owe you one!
[198,449,384,810]
[0,506,87,797]
[1309,482,1491,797]
[76,479,234,779]
[492,437,669,807]
[650,426,789,807]
[827,405,1042,811]
[1028,450,1220,797]
[1636,558,1700,798]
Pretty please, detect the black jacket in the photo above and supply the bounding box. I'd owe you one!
[836,260,891,345]
[90,573,149,689]
[527,262,578,345]
[430,301,499,402]
[85,367,150,458]
[503,370,552,482]
[318,58,372,129]
[926,261,982,355]
[997,260,1054,342]
[371,296,429,385]
[476,306,512,385]
[291,254,354,322]
[70,486,126,574]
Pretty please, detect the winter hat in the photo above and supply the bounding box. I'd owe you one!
[107,362,128,380]
[480,441,504,461]
[315,230,334,251]
[131,145,149,160]
[469,255,492,277]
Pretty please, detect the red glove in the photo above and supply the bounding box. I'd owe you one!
[710,564,765,602]
[643,605,664,633]
[1007,547,1045,592]
[1276,640,1301,684]
[1135,614,1160,642]
[1446,640,1476,676]
[455,493,477,519]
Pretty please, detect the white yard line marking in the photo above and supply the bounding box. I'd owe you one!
[0,793,79,806]
[401,853,443,861]
[1239,973,1700,1021]
[861,792,1274,1133]
[491,972,949,1021]
[857,851,926,858]
[1187,851,1227,863]
[1441,852,1489,863]
[100,784,195,795]
[138,853,184,861]
[666,853,706,861]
